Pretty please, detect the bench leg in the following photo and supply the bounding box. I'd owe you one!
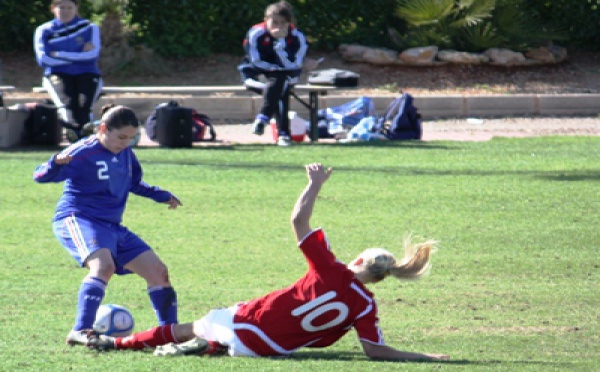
[308,91,319,142]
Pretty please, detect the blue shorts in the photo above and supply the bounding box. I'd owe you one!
[53,214,151,275]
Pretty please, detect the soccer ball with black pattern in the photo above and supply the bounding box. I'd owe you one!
[93,304,135,337]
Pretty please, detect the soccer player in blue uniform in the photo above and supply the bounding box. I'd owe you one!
[238,1,308,146]
[33,104,183,346]
[34,0,103,142]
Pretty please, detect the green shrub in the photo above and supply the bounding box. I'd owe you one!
[0,0,597,55]
[390,0,568,52]
[525,0,600,50]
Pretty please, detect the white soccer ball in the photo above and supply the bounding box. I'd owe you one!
[93,304,135,337]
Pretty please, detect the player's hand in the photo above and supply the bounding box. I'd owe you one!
[305,163,332,186]
[274,38,286,50]
[54,153,73,165]
[165,195,182,209]
[83,42,95,52]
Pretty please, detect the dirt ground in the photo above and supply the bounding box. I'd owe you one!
[3,48,600,143]
[3,48,600,96]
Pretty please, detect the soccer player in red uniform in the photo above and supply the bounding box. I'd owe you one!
[89,163,449,362]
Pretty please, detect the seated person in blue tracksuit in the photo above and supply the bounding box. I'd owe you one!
[238,1,308,147]
[34,0,103,142]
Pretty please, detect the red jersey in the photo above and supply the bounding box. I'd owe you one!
[233,229,384,356]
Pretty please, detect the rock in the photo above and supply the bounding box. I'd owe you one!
[399,46,439,64]
[338,44,370,62]
[526,47,556,63]
[484,48,526,65]
[437,50,489,64]
[362,47,399,65]
[549,45,568,62]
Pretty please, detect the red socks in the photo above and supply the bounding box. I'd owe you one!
[115,324,177,350]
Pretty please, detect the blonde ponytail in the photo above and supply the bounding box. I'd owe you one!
[388,237,438,280]
[360,237,438,283]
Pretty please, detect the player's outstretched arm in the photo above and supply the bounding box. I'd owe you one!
[360,341,450,362]
[291,163,332,242]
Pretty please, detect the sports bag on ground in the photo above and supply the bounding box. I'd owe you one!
[316,96,376,138]
[379,93,422,140]
[308,68,360,87]
[145,101,216,146]
[22,101,61,146]
[191,110,216,142]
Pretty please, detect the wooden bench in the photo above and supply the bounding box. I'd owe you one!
[33,84,336,141]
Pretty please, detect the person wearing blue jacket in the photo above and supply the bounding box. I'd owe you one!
[33,104,182,347]
[238,1,308,146]
[34,0,103,142]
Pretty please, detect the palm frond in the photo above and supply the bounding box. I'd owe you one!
[395,0,455,27]
[461,22,506,52]
[494,1,569,49]
[451,0,496,28]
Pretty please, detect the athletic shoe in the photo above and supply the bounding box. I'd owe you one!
[81,122,96,138]
[65,329,94,347]
[87,334,116,350]
[277,135,292,147]
[252,119,266,136]
[65,128,80,143]
[153,337,210,357]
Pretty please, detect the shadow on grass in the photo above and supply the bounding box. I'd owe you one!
[284,351,566,368]
[0,140,457,155]
[136,140,456,151]
[5,144,600,182]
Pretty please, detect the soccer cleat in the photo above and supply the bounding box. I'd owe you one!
[65,128,81,143]
[252,119,266,136]
[87,334,116,350]
[80,122,96,138]
[277,134,292,147]
[153,337,210,357]
[66,329,95,347]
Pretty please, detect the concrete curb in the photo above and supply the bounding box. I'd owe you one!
[4,93,600,122]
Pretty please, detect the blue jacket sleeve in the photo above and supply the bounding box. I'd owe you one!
[34,25,72,68]
[128,152,174,203]
[33,155,70,183]
[53,24,101,63]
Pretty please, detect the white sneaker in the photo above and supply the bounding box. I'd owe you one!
[277,135,292,147]
[65,329,93,346]
[153,337,210,357]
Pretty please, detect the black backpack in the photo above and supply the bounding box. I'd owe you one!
[145,101,216,143]
[22,100,61,146]
[379,93,422,140]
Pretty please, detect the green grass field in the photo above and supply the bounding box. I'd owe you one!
[1,137,599,371]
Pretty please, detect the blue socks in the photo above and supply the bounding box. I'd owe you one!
[73,276,106,331]
[148,286,178,325]
[72,279,178,329]
[256,114,269,123]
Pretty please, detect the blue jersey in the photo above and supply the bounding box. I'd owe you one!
[33,136,172,224]
[34,16,101,76]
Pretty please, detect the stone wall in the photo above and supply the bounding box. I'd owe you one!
[339,44,568,66]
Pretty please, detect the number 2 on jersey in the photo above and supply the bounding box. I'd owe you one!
[96,161,109,180]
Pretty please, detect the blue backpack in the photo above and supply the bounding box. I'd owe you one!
[379,93,422,140]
